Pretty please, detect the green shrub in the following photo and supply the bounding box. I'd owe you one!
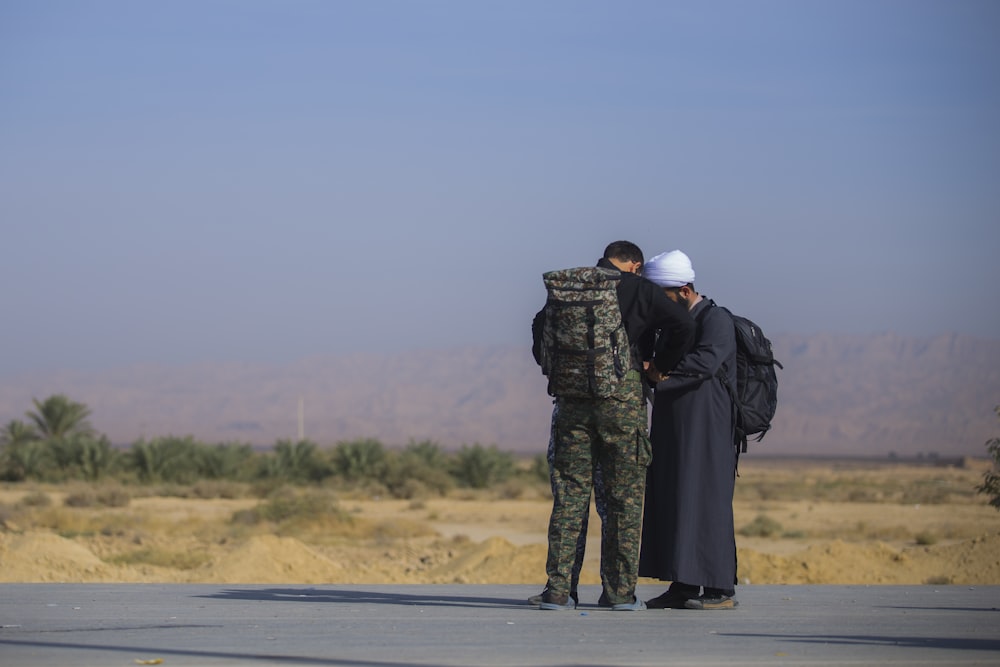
[109,547,209,570]
[19,490,52,507]
[233,489,347,526]
[190,480,247,499]
[738,514,784,538]
[977,406,1000,510]
[96,487,131,507]
[262,439,329,483]
[382,441,454,498]
[257,492,333,523]
[901,481,950,505]
[63,490,97,507]
[384,477,432,500]
[451,444,514,489]
[61,485,129,508]
[847,488,880,502]
[331,439,386,482]
[200,443,257,481]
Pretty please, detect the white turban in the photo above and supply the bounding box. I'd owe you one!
[644,250,695,288]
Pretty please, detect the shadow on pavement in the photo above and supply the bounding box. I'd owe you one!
[721,632,1000,652]
[0,639,475,667]
[195,587,528,609]
[876,605,1000,613]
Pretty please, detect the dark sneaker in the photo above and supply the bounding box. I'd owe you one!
[684,594,738,610]
[539,590,577,610]
[646,589,693,609]
[529,588,578,606]
[611,596,647,611]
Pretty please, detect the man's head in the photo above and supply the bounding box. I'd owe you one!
[603,240,644,274]
[644,250,698,310]
[661,284,697,310]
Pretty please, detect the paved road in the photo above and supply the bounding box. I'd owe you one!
[1,584,999,666]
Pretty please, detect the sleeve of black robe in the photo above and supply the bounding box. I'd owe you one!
[656,304,734,392]
[641,284,695,374]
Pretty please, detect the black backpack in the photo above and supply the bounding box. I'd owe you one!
[698,304,782,453]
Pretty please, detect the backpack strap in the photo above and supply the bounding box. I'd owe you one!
[694,302,748,456]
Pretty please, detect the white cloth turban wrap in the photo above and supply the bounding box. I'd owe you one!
[644,250,695,288]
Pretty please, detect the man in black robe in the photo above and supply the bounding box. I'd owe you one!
[639,249,740,610]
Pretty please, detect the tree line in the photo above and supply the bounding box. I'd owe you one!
[0,394,546,496]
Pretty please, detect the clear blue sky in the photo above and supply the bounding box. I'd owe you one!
[2,0,998,375]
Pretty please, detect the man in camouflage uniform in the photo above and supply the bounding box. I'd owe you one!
[531,241,694,610]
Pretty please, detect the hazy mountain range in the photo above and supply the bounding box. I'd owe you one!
[1,333,998,458]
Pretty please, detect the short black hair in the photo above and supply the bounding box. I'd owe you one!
[603,240,643,265]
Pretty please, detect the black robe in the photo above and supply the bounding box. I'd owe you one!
[638,298,739,589]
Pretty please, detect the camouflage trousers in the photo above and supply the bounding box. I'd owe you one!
[546,402,607,594]
[544,371,651,605]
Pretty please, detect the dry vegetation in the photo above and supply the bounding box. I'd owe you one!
[2,459,999,587]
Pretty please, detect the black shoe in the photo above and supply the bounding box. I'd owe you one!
[683,594,738,610]
[645,589,693,609]
[530,587,578,607]
[597,591,611,608]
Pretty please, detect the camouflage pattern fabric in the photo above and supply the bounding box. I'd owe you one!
[540,267,630,398]
[545,402,607,593]
[544,370,651,605]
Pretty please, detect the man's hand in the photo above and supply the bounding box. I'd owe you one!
[646,365,668,383]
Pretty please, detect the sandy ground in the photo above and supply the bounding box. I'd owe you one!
[2,462,999,587]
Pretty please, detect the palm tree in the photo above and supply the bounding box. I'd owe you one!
[1,419,39,447]
[0,419,44,480]
[271,439,327,482]
[25,394,94,440]
[76,434,116,481]
[201,442,255,480]
[332,438,386,482]
[127,436,205,484]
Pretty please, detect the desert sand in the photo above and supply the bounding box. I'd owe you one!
[2,461,999,587]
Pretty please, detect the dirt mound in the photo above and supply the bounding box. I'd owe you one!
[737,533,1000,585]
[199,535,347,584]
[0,532,120,583]
[924,533,1000,584]
[426,537,551,584]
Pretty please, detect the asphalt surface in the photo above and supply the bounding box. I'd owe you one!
[1,584,999,666]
